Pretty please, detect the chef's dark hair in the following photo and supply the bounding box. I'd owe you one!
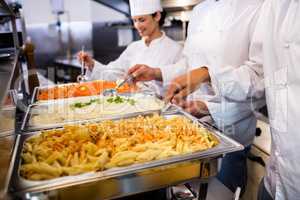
[152,10,167,27]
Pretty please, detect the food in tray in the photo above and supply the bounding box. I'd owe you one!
[71,95,137,108]
[36,80,137,101]
[20,114,219,181]
[29,94,164,126]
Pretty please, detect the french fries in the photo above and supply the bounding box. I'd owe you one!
[21,115,218,181]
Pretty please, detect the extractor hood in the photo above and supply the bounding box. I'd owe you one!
[162,0,204,12]
[161,0,204,22]
[92,0,204,17]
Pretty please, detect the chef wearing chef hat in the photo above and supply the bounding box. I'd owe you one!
[78,0,182,96]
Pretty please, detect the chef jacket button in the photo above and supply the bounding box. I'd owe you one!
[284,43,290,48]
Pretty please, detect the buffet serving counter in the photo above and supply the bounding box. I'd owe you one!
[8,107,243,200]
[0,77,244,200]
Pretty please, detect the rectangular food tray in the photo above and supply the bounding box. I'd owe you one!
[11,110,243,199]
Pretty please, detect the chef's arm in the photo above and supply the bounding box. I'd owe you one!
[164,67,210,103]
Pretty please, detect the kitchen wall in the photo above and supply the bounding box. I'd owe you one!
[90,1,127,23]
[23,0,127,25]
[21,0,130,68]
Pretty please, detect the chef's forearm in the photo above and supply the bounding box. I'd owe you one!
[154,68,163,81]
[191,67,211,85]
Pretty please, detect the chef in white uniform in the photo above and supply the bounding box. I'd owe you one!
[256,0,300,199]
[78,0,182,96]
[128,0,265,194]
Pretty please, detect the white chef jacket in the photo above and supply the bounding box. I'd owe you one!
[161,0,265,146]
[89,32,182,96]
[258,0,300,199]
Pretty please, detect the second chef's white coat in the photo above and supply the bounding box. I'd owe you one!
[89,32,182,96]
[257,0,300,199]
[161,0,265,146]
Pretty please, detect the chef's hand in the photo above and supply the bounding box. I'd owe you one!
[77,51,95,71]
[127,64,162,83]
[182,100,209,118]
[164,67,210,103]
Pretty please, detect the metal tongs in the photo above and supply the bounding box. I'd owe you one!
[160,102,183,114]
[102,74,135,96]
[77,46,88,82]
[161,102,172,113]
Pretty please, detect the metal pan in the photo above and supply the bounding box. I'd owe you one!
[31,81,140,105]
[0,90,17,134]
[21,105,162,132]
[22,94,165,132]
[10,110,243,199]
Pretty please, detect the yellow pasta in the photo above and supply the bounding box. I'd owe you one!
[20,114,218,181]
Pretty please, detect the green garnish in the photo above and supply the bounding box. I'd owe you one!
[71,99,101,109]
[70,96,136,109]
[107,97,114,103]
[114,96,124,103]
[128,99,136,106]
[106,96,136,105]
[73,102,84,108]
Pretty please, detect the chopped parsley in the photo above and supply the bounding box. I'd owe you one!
[70,99,101,109]
[70,96,136,109]
[106,96,136,105]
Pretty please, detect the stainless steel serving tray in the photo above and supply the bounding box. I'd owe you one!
[0,90,17,134]
[10,110,243,199]
[0,133,19,199]
[21,106,162,133]
[0,106,16,134]
[31,82,141,105]
[22,93,165,132]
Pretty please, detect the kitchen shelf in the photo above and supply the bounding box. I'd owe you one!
[0,50,19,110]
[0,0,20,110]
[0,0,16,18]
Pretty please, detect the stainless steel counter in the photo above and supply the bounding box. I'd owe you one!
[0,134,18,199]
[0,51,18,107]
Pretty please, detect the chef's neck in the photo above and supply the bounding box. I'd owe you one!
[143,29,163,46]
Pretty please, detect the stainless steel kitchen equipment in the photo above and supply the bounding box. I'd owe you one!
[102,74,135,96]
[23,92,164,132]
[0,90,17,134]
[162,0,204,40]
[76,46,89,83]
[0,1,22,199]
[9,110,243,200]
[162,0,204,12]
[0,0,21,106]
[30,80,141,104]
[0,1,33,199]
[21,104,163,132]
[26,21,92,68]
[0,51,19,107]
[0,133,19,199]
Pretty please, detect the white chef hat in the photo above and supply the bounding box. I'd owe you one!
[129,0,163,17]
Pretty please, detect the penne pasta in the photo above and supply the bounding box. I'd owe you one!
[21,114,218,181]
